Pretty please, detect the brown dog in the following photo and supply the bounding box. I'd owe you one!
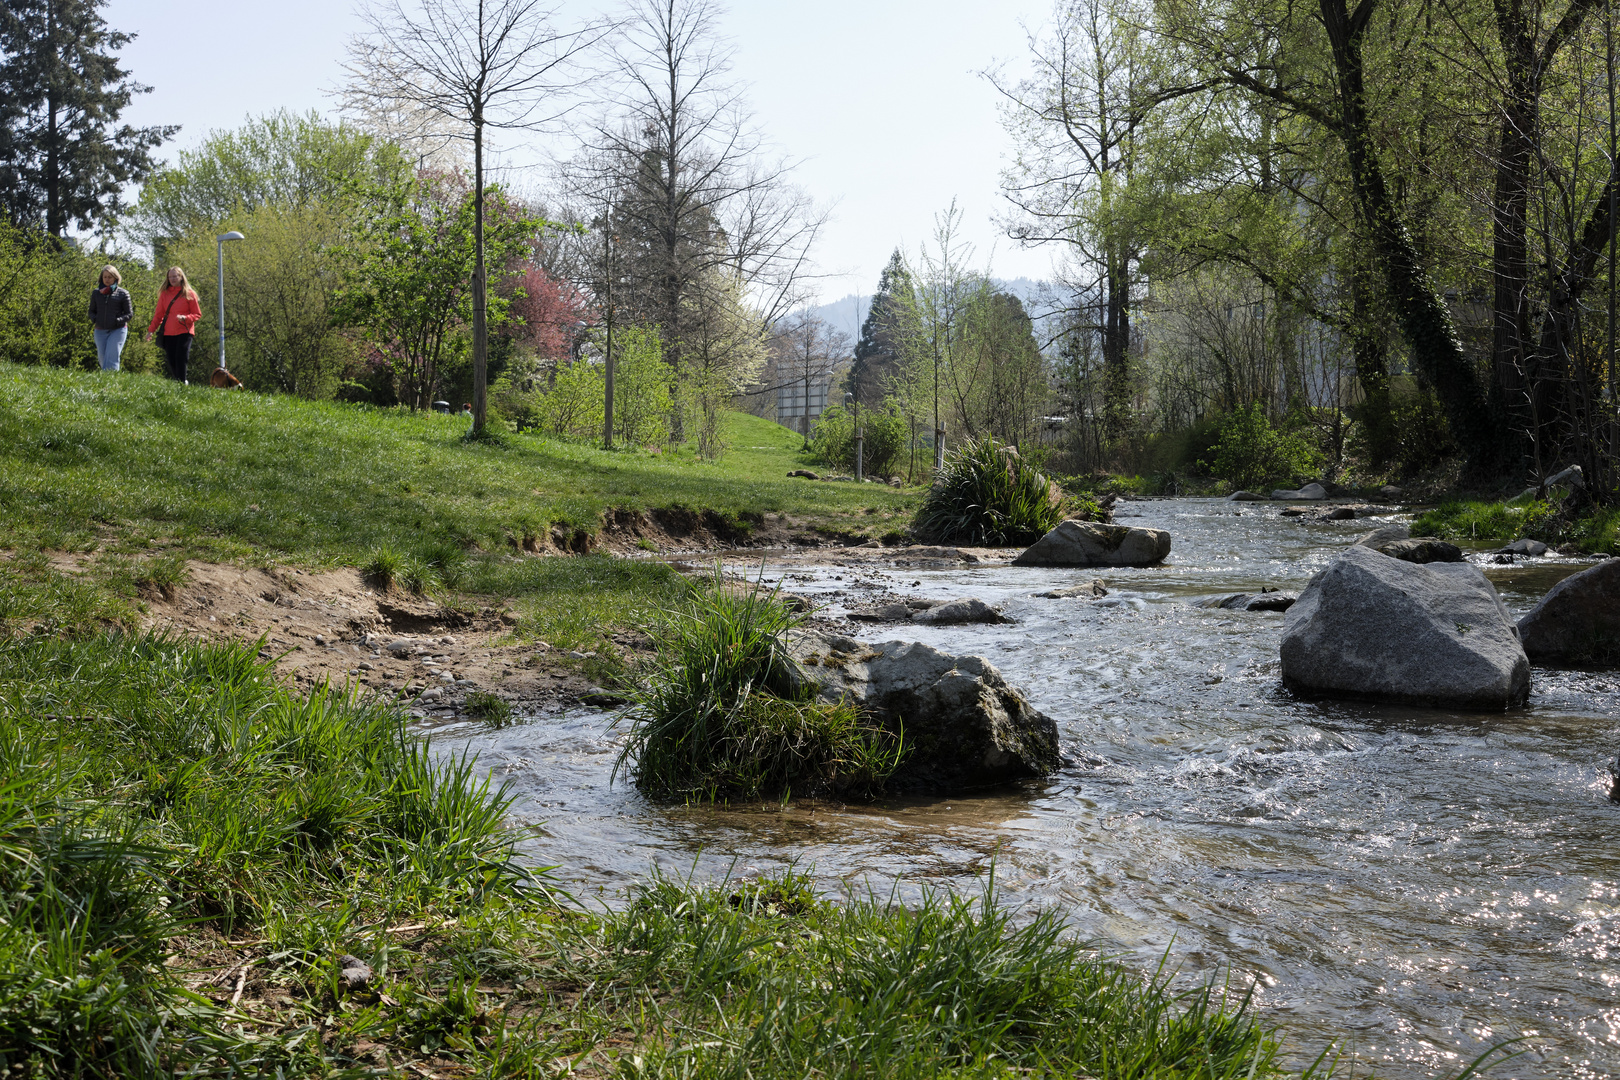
[209,367,243,389]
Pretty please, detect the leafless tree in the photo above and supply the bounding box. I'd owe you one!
[767,307,849,445]
[567,0,826,439]
[342,0,611,432]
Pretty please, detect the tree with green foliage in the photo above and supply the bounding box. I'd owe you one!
[125,111,404,251]
[167,203,357,397]
[610,326,673,446]
[336,171,537,411]
[0,0,174,237]
[1200,404,1323,491]
[851,249,915,410]
[536,358,605,438]
[809,402,907,478]
[344,0,607,436]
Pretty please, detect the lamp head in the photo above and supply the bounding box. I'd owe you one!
[218,231,245,242]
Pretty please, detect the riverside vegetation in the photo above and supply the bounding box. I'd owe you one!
[0,363,1518,1076]
[0,630,1313,1078]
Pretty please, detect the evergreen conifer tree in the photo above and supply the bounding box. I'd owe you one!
[0,0,174,236]
[851,248,914,408]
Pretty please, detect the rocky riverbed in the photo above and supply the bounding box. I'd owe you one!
[426,498,1620,1080]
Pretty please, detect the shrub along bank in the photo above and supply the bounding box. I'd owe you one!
[0,629,1342,1078]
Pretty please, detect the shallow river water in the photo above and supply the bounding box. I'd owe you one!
[428,499,1620,1078]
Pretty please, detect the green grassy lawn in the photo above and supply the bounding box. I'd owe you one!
[0,363,914,562]
[0,364,917,637]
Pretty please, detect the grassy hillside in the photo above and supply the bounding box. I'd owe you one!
[0,364,914,562]
[0,365,918,639]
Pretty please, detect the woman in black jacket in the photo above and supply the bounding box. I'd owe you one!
[89,265,133,372]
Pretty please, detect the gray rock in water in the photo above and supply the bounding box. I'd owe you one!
[1353,525,1411,547]
[1227,490,1266,501]
[1280,545,1530,710]
[1375,538,1465,564]
[1271,483,1329,500]
[1193,593,1255,610]
[1324,507,1357,520]
[1495,538,1550,557]
[786,632,1060,793]
[1033,579,1108,599]
[1517,557,1620,665]
[583,687,631,707]
[1012,520,1171,567]
[1193,592,1296,612]
[910,597,1010,625]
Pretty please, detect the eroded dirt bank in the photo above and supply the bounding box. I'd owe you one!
[108,541,1015,721]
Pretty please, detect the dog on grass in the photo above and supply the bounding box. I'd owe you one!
[209,367,243,389]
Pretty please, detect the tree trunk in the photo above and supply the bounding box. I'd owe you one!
[1319,0,1500,474]
[1103,238,1132,441]
[472,117,488,434]
[1350,265,1396,467]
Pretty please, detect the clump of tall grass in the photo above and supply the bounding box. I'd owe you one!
[910,437,1069,546]
[616,571,903,800]
[597,867,1292,1078]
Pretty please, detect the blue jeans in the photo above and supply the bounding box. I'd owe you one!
[94,326,128,371]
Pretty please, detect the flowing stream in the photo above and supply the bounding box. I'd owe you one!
[426,499,1620,1078]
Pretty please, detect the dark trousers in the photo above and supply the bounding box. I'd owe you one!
[159,333,192,382]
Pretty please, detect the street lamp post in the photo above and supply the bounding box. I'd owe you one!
[216,231,245,370]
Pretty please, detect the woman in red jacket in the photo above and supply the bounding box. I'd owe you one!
[145,266,203,383]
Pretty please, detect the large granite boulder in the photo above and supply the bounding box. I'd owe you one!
[1012,520,1171,567]
[1517,558,1620,665]
[1280,545,1530,710]
[785,632,1060,793]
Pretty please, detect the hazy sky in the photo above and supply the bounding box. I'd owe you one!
[111,0,1062,295]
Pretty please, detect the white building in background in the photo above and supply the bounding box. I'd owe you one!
[776,376,832,433]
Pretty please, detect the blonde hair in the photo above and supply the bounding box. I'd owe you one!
[98,264,120,286]
[165,266,197,299]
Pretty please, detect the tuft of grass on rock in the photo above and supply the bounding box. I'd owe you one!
[616,569,903,801]
[911,437,1068,546]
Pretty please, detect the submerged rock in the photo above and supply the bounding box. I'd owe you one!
[1012,520,1171,567]
[1192,592,1296,612]
[1227,490,1266,501]
[1517,558,1620,665]
[1033,579,1109,599]
[1280,545,1530,710]
[786,632,1060,793]
[1352,525,1411,548]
